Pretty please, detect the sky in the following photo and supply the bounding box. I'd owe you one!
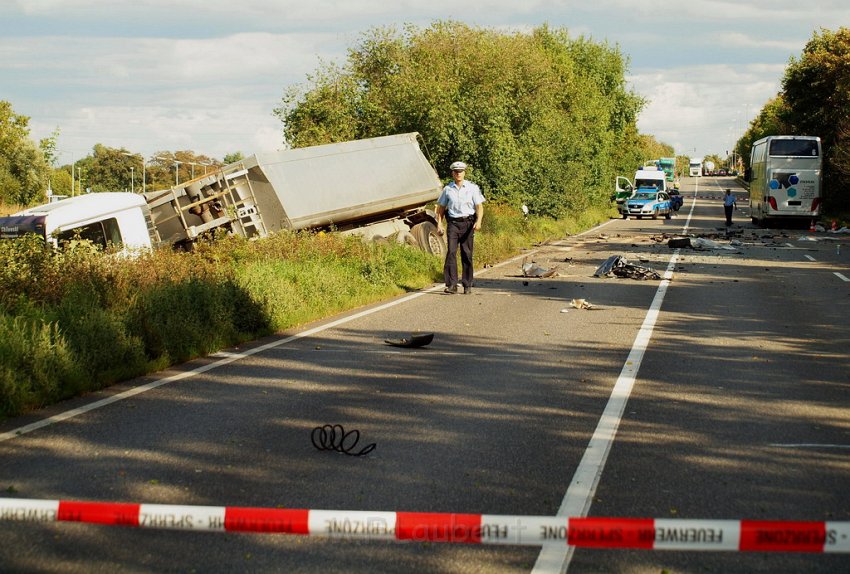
[2,0,849,165]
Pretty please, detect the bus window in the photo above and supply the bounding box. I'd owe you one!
[769,139,819,157]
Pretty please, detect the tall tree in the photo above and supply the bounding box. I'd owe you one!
[275,22,645,218]
[781,27,850,207]
[0,100,51,205]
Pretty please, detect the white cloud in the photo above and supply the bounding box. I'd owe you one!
[631,63,783,156]
[5,0,848,162]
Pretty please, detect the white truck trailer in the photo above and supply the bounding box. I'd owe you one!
[0,133,447,256]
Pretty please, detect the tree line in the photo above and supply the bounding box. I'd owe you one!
[4,22,685,214]
[735,27,850,210]
[0,100,245,207]
[275,22,670,218]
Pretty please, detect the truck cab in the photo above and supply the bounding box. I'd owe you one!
[0,193,157,253]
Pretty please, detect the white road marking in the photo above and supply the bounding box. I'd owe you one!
[804,255,817,262]
[771,443,850,450]
[835,272,850,282]
[532,189,698,573]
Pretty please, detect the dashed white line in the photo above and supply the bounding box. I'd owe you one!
[835,272,850,282]
[804,255,817,261]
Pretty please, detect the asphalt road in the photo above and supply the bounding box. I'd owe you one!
[1,175,849,573]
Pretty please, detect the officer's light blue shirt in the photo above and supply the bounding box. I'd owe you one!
[438,181,485,218]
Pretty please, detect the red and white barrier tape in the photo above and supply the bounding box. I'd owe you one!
[1,498,848,553]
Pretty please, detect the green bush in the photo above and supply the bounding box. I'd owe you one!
[0,311,84,416]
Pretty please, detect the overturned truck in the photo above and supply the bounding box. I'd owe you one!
[0,133,448,256]
[146,132,447,255]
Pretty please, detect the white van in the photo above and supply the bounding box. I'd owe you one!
[0,193,156,252]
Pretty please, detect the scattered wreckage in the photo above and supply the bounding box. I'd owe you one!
[593,255,661,280]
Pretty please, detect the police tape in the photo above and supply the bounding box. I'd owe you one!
[1,498,849,552]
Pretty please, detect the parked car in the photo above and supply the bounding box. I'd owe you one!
[623,190,673,220]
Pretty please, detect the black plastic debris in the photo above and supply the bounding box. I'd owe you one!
[594,255,661,280]
[384,333,434,348]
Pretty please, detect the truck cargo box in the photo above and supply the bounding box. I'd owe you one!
[144,133,443,248]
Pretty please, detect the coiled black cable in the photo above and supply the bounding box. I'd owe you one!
[311,424,376,456]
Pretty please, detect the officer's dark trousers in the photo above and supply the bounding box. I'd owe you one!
[444,218,475,289]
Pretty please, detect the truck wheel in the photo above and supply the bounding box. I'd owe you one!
[411,222,446,257]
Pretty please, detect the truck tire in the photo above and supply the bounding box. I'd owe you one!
[411,222,446,257]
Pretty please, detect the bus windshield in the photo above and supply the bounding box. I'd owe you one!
[769,139,819,157]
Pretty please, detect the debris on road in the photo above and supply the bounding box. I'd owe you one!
[666,236,738,251]
[384,333,434,348]
[521,259,559,277]
[594,255,661,280]
[570,298,595,310]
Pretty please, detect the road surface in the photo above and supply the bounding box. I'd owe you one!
[1,175,848,573]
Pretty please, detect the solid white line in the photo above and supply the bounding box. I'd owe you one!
[835,272,850,282]
[804,255,817,262]
[532,191,697,574]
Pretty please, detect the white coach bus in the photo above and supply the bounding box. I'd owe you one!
[689,158,703,177]
[746,135,822,226]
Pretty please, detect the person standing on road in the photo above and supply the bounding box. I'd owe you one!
[435,161,485,294]
[723,188,737,226]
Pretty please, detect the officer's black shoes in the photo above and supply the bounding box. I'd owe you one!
[444,285,458,294]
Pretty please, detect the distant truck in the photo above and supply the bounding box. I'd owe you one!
[658,157,676,183]
[703,160,716,176]
[689,158,703,177]
[0,133,448,256]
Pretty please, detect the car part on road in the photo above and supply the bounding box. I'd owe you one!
[311,424,376,456]
[666,237,739,251]
[521,259,559,277]
[384,333,434,348]
[594,255,661,280]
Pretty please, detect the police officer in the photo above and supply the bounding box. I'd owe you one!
[435,161,485,294]
[723,188,737,226]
